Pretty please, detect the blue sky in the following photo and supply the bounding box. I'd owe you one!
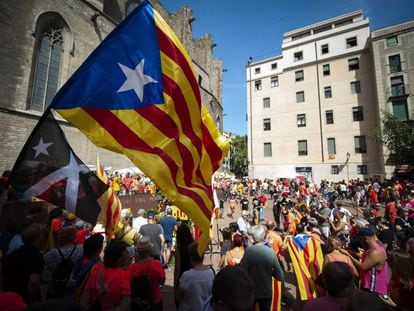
[161,0,414,136]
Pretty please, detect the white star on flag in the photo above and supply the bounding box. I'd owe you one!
[117,58,158,102]
[32,138,53,159]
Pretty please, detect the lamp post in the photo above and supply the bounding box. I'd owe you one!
[346,152,350,183]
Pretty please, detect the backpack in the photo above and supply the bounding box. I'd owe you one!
[130,265,154,311]
[50,245,76,298]
[88,270,116,311]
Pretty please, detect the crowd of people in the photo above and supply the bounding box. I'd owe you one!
[0,173,414,310]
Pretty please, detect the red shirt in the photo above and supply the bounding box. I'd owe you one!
[75,229,89,245]
[127,260,165,304]
[85,267,131,310]
[51,218,62,234]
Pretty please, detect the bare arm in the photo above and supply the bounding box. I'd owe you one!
[28,273,41,304]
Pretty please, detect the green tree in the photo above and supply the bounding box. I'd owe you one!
[374,111,414,166]
[229,135,248,178]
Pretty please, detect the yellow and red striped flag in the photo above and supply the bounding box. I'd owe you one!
[286,235,324,301]
[96,156,121,239]
[50,1,228,253]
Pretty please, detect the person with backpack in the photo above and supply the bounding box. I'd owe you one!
[44,226,83,299]
[80,240,131,311]
[127,236,165,311]
[67,233,105,303]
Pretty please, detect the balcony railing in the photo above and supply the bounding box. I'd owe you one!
[387,83,410,98]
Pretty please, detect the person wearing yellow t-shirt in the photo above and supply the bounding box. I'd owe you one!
[112,171,121,195]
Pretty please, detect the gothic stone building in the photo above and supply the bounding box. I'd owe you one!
[0,0,224,172]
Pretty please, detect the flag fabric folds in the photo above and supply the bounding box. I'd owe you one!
[96,156,121,239]
[8,110,108,225]
[50,0,229,252]
[286,235,324,301]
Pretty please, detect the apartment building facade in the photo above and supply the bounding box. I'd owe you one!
[246,11,382,183]
[371,20,414,179]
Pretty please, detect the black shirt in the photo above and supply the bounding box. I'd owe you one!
[377,228,395,250]
[240,199,249,211]
[3,244,44,303]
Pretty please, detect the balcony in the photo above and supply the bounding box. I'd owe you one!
[387,83,410,99]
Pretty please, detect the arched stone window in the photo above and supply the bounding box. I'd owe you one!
[29,12,72,112]
[125,0,142,17]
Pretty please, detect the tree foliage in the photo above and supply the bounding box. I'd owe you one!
[229,135,248,178]
[374,111,414,166]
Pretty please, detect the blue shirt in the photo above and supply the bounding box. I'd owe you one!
[160,216,176,240]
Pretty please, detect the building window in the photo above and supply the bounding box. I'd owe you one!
[354,136,367,153]
[390,76,405,96]
[357,165,368,175]
[297,114,306,127]
[348,58,359,70]
[392,99,409,121]
[255,80,262,91]
[327,138,336,155]
[255,67,261,74]
[326,110,334,124]
[263,97,270,108]
[294,51,303,61]
[271,76,279,87]
[321,44,329,54]
[323,64,330,76]
[324,86,332,98]
[352,106,364,121]
[271,62,277,70]
[351,81,361,94]
[30,24,65,112]
[296,91,305,103]
[346,37,357,48]
[331,165,339,174]
[298,140,308,156]
[264,142,272,157]
[295,70,304,82]
[263,118,271,131]
[389,54,402,73]
[386,36,398,47]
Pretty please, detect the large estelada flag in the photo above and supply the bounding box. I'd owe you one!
[286,234,324,301]
[96,156,121,239]
[50,0,229,252]
[8,110,108,225]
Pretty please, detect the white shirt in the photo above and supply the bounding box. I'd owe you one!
[132,216,147,233]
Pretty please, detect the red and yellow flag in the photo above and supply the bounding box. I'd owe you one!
[286,236,324,301]
[96,156,121,240]
[50,1,228,253]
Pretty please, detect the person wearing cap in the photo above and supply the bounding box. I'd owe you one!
[132,208,147,233]
[160,207,177,269]
[127,236,165,310]
[339,227,390,299]
[237,210,253,248]
[139,213,164,262]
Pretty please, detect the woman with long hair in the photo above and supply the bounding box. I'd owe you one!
[173,223,194,309]
[388,237,414,310]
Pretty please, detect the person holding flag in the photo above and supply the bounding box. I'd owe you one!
[96,156,121,240]
[285,223,324,309]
